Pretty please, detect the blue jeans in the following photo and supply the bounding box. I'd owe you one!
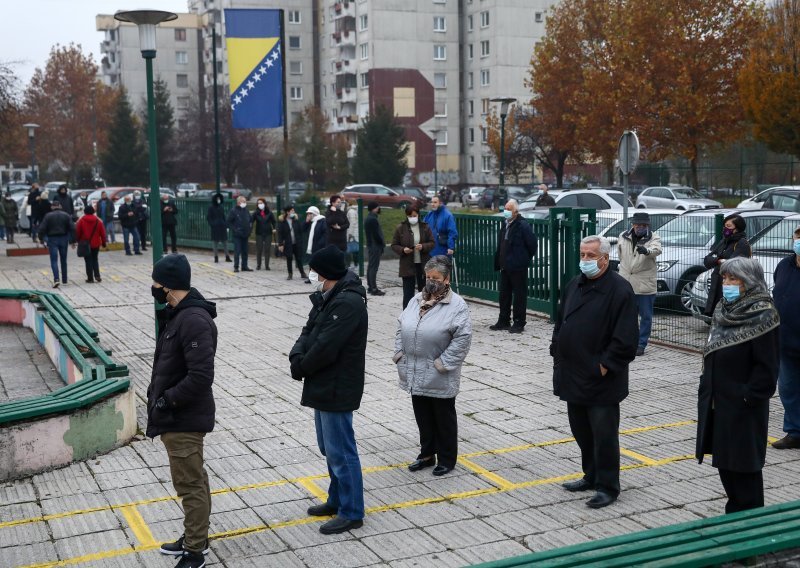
[779,354,800,437]
[47,235,69,283]
[105,219,116,242]
[314,410,364,520]
[0,225,5,239]
[636,294,655,348]
[122,226,140,254]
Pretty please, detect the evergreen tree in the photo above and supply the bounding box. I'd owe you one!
[330,138,352,190]
[290,105,334,189]
[143,78,176,183]
[352,105,408,186]
[101,89,146,185]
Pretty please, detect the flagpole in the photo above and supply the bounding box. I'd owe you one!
[279,8,289,205]
[212,27,222,197]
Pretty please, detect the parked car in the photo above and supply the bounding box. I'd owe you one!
[394,186,428,204]
[735,186,789,209]
[341,184,425,209]
[176,182,202,197]
[518,189,565,212]
[44,181,67,193]
[425,187,438,200]
[480,187,498,209]
[552,189,634,211]
[636,185,722,210]
[762,188,800,213]
[461,186,486,207]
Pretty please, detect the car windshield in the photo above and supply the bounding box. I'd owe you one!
[659,215,716,247]
[596,215,620,233]
[607,193,635,207]
[672,188,703,199]
[751,218,800,252]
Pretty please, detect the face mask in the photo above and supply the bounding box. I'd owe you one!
[634,227,648,237]
[309,272,326,293]
[425,279,448,295]
[290,212,297,219]
[723,228,734,238]
[408,216,419,225]
[239,202,247,208]
[793,239,800,255]
[722,284,741,303]
[579,259,601,278]
[258,203,265,210]
[502,210,513,219]
[151,286,169,304]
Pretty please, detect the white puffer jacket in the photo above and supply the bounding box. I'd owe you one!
[617,229,662,295]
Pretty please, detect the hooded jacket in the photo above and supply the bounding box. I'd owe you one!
[53,189,74,217]
[617,228,663,295]
[206,196,228,242]
[146,289,218,438]
[289,271,368,412]
[305,212,328,254]
[2,196,18,226]
[424,205,458,256]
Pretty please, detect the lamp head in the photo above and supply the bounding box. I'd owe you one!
[114,10,178,55]
[491,97,517,118]
[23,123,40,138]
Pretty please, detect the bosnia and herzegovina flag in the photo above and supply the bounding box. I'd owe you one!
[224,9,284,129]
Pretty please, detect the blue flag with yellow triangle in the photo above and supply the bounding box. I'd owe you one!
[224,9,284,129]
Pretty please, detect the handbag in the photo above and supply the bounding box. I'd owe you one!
[347,237,359,254]
[77,218,99,258]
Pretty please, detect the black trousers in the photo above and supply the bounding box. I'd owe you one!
[498,269,528,326]
[83,248,100,281]
[285,244,305,276]
[718,469,764,514]
[163,224,177,253]
[411,395,458,469]
[402,263,426,309]
[137,219,148,249]
[567,402,621,496]
[367,245,382,291]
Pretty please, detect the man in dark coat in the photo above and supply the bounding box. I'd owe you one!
[289,245,368,535]
[364,201,385,296]
[95,191,116,244]
[147,254,217,567]
[491,199,537,333]
[325,194,350,252]
[132,190,149,251]
[226,196,253,272]
[550,235,638,509]
[37,201,76,288]
[2,192,19,243]
[703,213,751,316]
[117,195,141,256]
[535,184,556,207]
[161,194,179,253]
[27,184,42,241]
[206,193,231,263]
[53,185,74,218]
[278,206,307,280]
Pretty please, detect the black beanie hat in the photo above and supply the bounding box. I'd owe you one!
[724,213,746,233]
[152,254,192,290]
[309,245,348,280]
[367,201,379,211]
[84,205,95,215]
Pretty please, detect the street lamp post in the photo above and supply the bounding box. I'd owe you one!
[490,97,517,209]
[22,123,39,183]
[429,128,441,197]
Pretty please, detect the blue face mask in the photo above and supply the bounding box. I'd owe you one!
[794,239,800,256]
[502,210,513,219]
[579,259,601,278]
[722,284,741,303]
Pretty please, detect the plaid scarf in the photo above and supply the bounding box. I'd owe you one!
[419,284,451,317]
[704,290,779,361]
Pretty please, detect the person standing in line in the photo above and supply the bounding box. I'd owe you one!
[132,190,149,251]
[96,190,116,244]
[490,199,537,334]
[392,204,435,309]
[206,193,231,263]
[696,257,779,514]
[53,185,74,218]
[118,195,142,256]
[364,201,385,296]
[161,194,179,254]
[535,184,556,207]
[37,201,76,288]
[2,191,18,244]
[251,198,276,270]
[75,206,107,283]
[703,213,751,317]
[345,200,359,268]
[278,205,307,281]
[148,254,218,568]
[74,190,90,216]
[289,245,368,535]
[617,212,662,356]
[304,205,328,282]
[227,196,253,273]
[424,196,458,257]
[326,195,350,253]
[771,225,800,450]
[27,184,42,241]
[551,235,639,509]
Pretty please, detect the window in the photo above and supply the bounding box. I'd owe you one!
[481,98,490,114]
[359,14,368,30]
[469,156,475,173]
[467,72,473,89]
[469,128,475,144]
[175,51,188,65]
[360,72,369,88]
[482,155,491,172]
[433,0,446,3]
[289,36,301,49]
[360,42,369,59]
[290,86,303,100]
[174,28,186,41]
[535,11,543,23]
[435,130,448,146]
[434,72,447,89]
[176,74,188,88]
[467,15,473,31]
[289,61,302,74]
[468,44,473,59]
[288,10,301,24]
[434,101,447,117]
[481,126,488,142]
[433,16,446,32]
[433,45,446,60]
[480,11,490,27]
[177,96,190,109]
[480,40,490,57]
[480,69,490,86]
[468,100,474,116]
[558,194,579,207]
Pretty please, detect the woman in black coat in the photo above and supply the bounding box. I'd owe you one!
[277,206,307,280]
[251,198,277,270]
[703,213,751,316]
[206,193,231,263]
[696,257,779,514]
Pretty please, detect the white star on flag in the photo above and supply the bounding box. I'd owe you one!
[259,65,267,74]
[234,95,242,104]
[266,59,274,68]
[253,73,261,82]
[231,103,236,110]
[241,88,249,97]
[246,80,255,89]
[271,51,279,61]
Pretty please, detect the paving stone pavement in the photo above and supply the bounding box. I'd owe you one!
[0,325,64,402]
[1,241,799,568]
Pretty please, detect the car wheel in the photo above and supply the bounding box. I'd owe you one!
[676,206,686,211]
[676,271,702,314]
[636,204,646,209]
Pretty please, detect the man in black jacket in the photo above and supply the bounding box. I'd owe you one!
[364,201,385,296]
[278,205,307,280]
[226,196,253,272]
[53,185,74,218]
[325,194,350,252]
[290,245,368,535]
[38,201,76,288]
[551,235,638,509]
[491,199,537,333]
[147,254,218,568]
[132,190,149,251]
[117,195,142,255]
[161,194,179,253]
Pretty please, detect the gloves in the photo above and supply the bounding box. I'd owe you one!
[290,356,304,381]
[636,245,649,255]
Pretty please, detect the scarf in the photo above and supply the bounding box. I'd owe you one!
[419,284,451,318]
[704,289,779,361]
[306,213,324,254]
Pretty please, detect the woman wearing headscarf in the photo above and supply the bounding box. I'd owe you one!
[392,204,435,309]
[696,257,779,514]
[703,213,752,316]
[394,255,472,477]
[251,198,277,270]
[75,205,107,283]
[206,193,231,263]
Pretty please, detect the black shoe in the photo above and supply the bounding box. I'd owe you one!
[489,322,511,331]
[225,256,232,262]
[370,289,386,296]
[287,274,293,280]
[408,457,436,472]
[96,277,102,283]
[125,252,133,256]
[265,266,271,271]
[160,535,210,556]
[214,256,219,263]
[141,246,147,251]
[307,503,338,517]
[432,465,454,476]
[174,551,206,568]
[508,324,525,334]
[52,281,60,289]
[562,479,594,492]
[587,491,616,509]
[134,251,142,255]
[85,279,94,284]
[636,346,645,356]
[304,279,311,284]
[319,516,363,535]
[299,272,308,279]
[234,268,240,273]
[256,265,261,270]
[242,267,253,272]
[772,435,800,449]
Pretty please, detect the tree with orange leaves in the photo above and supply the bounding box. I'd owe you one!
[485,109,534,184]
[739,0,800,159]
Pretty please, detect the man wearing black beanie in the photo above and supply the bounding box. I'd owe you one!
[289,245,369,534]
[147,254,219,568]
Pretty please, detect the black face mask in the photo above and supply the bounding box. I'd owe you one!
[151,286,169,304]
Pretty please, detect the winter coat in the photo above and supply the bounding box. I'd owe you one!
[117,202,138,229]
[289,271,368,412]
[206,203,228,242]
[251,208,276,236]
[551,269,639,405]
[28,189,43,221]
[278,216,303,250]
[227,206,252,238]
[493,217,537,272]
[696,328,779,472]
[96,198,114,225]
[703,232,751,315]
[37,210,75,241]
[617,229,663,295]
[326,206,350,251]
[160,199,179,227]
[424,206,458,256]
[53,191,74,217]
[75,214,107,250]
[146,289,218,438]
[346,207,359,242]
[2,197,18,227]
[773,255,800,357]
[305,216,328,254]
[364,212,384,248]
[394,290,472,398]
[132,198,148,222]
[391,220,435,278]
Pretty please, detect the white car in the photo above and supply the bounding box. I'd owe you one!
[737,185,800,210]
[461,186,486,207]
[551,189,634,211]
[177,182,202,197]
[636,185,722,210]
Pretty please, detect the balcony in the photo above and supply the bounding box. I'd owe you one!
[336,87,357,103]
[334,59,355,76]
[334,116,359,131]
[339,28,356,47]
[333,1,355,18]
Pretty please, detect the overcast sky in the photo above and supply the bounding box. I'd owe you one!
[2,0,189,91]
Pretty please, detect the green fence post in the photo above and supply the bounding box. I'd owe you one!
[548,210,560,322]
[357,198,364,277]
[714,213,724,243]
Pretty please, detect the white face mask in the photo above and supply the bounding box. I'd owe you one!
[308,270,326,293]
[258,203,265,210]
[408,216,419,225]
[239,202,247,208]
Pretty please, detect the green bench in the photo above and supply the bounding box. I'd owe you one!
[475,500,800,567]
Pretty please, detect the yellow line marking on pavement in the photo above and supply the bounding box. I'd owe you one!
[23,546,137,568]
[458,457,516,490]
[110,275,122,282]
[119,505,157,548]
[620,448,659,466]
[297,478,329,501]
[40,270,49,277]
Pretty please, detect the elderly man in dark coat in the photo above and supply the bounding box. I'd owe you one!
[325,194,350,252]
[550,235,639,509]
